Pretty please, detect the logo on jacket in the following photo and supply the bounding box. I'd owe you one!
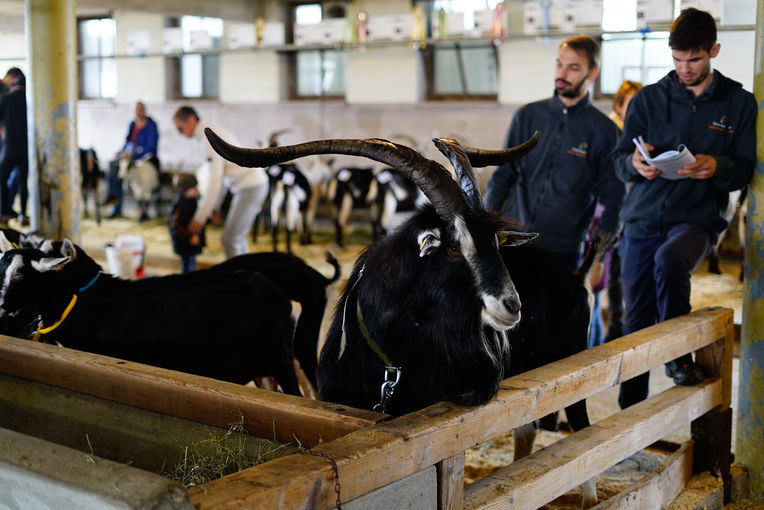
[709,115,734,133]
[567,141,588,158]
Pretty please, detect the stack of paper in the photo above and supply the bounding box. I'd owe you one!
[632,135,695,180]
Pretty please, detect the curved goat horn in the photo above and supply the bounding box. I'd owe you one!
[459,130,541,168]
[205,128,466,221]
[433,131,541,210]
[433,137,483,211]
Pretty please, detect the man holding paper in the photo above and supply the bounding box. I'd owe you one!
[612,8,756,408]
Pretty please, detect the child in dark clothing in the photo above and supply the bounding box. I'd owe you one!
[169,175,204,272]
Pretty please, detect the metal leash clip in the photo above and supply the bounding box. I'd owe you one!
[373,366,401,413]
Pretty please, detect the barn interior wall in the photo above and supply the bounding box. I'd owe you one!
[0,4,756,172]
[113,10,166,105]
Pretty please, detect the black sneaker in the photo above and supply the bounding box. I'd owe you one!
[665,360,704,386]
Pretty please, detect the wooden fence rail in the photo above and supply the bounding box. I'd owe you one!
[0,306,734,509]
[190,306,734,509]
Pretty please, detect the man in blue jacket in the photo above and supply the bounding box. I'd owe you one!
[105,101,160,218]
[485,34,624,270]
[612,8,755,408]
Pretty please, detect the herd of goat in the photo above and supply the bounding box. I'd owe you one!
[2,128,745,507]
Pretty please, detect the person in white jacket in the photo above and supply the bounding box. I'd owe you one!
[172,106,268,259]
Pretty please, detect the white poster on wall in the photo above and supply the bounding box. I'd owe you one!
[563,0,602,29]
[162,27,183,54]
[261,22,285,47]
[523,1,563,34]
[432,11,466,37]
[472,9,494,35]
[228,23,256,49]
[294,23,324,45]
[366,14,414,41]
[680,0,723,20]
[637,0,674,27]
[126,29,151,56]
[320,18,346,44]
[188,30,213,51]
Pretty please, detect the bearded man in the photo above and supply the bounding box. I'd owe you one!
[485,34,624,270]
[611,8,755,408]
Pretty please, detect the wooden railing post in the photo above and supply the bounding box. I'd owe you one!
[691,311,735,502]
[437,453,464,510]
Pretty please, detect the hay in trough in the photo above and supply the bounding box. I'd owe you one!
[161,418,297,487]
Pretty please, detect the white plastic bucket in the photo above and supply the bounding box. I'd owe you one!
[104,234,145,279]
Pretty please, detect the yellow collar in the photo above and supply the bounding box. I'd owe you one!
[32,294,77,342]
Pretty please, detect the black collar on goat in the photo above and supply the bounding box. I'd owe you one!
[205,129,540,415]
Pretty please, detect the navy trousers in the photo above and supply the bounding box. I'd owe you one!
[617,223,714,408]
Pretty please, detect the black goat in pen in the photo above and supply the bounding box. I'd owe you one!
[0,237,300,396]
[205,130,598,507]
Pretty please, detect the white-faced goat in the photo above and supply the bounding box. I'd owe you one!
[266,162,314,252]
[329,164,422,247]
[0,236,301,395]
[205,130,599,507]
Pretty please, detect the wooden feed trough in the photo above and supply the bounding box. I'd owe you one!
[0,307,734,509]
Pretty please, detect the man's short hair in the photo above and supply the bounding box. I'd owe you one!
[669,8,717,52]
[173,105,199,122]
[4,67,25,87]
[560,34,600,69]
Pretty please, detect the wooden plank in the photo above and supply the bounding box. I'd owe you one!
[692,316,734,502]
[437,453,465,510]
[463,379,722,510]
[593,442,694,510]
[0,335,387,448]
[0,426,194,510]
[694,315,734,409]
[692,407,733,502]
[190,309,732,509]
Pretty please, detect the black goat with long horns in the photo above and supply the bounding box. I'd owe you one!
[205,129,599,506]
[204,129,539,415]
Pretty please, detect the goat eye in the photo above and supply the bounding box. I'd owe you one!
[448,244,461,256]
[10,272,22,282]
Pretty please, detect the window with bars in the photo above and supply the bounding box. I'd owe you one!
[415,0,501,100]
[78,17,117,99]
[166,15,223,99]
[289,3,346,99]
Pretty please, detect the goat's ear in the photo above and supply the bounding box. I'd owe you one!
[498,230,538,247]
[60,239,77,259]
[20,231,43,249]
[31,256,71,273]
[0,231,14,252]
[417,228,441,257]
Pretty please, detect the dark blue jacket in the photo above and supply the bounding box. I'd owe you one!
[123,117,159,161]
[0,88,27,160]
[485,93,624,256]
[612,70,756,239]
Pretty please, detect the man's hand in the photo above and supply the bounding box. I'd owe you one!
[188,219,204,234]
[631,143,661,180]
[678,154,717,179]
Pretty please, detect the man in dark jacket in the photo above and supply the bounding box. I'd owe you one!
[485,34,624,269]
[612,8,755,408]
[0,68,28,225]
